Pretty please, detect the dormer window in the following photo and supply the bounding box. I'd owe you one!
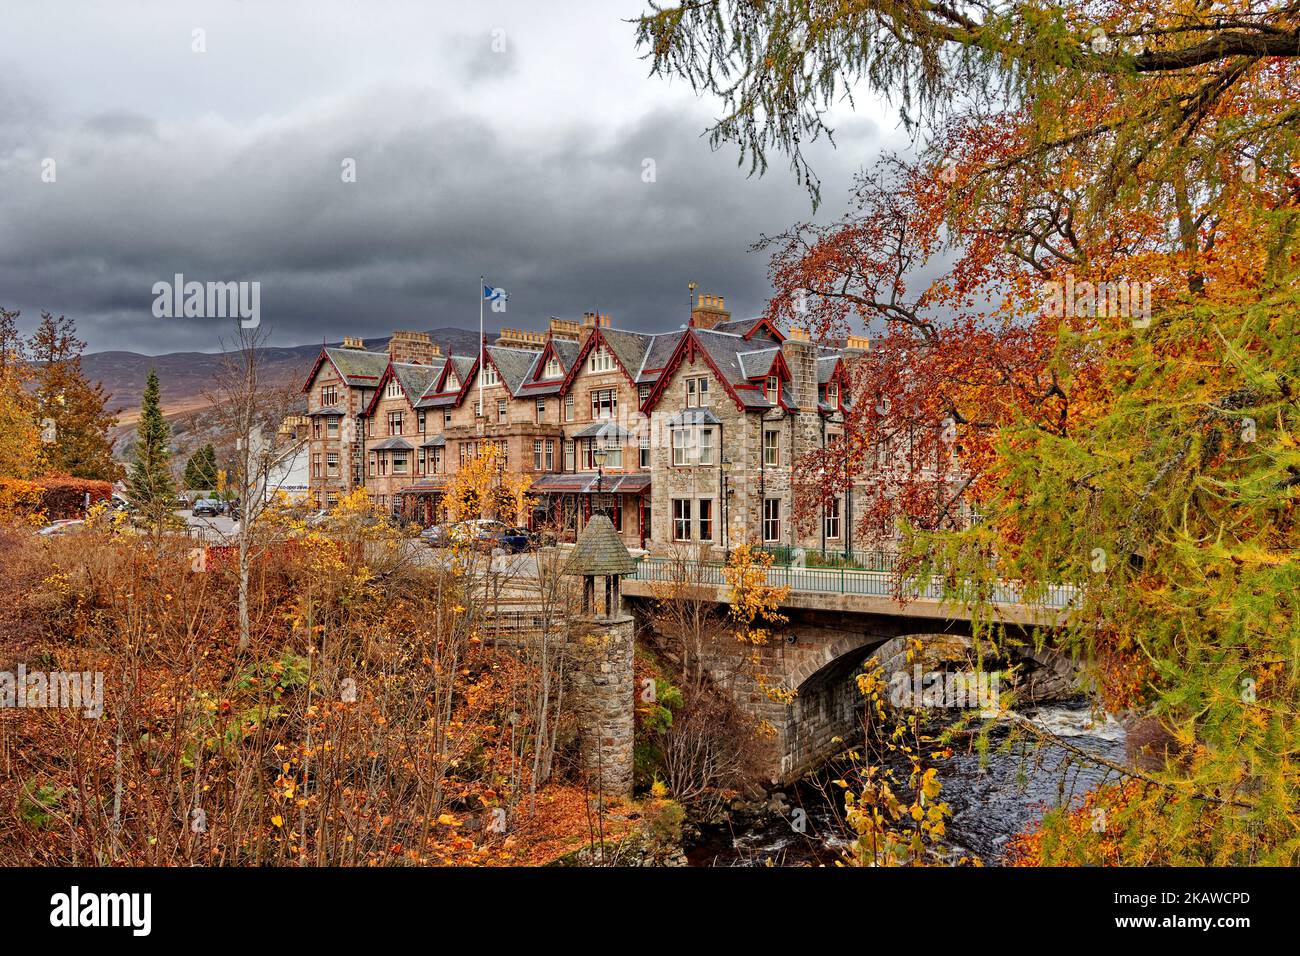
[482,364,500,387]
[827,382,840,405]
[544,356,561,378]
[445,372,459,390]
[589,346,616,373]
[766,375,780,403]
[384,379,403,399]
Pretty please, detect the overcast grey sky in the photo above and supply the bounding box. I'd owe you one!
[0,0,901,354]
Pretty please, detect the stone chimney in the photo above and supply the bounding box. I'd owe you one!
[580,312,611,346]
[496,328,547,350]
[781,326,818,410]
[388,330,436,365]
[690,293,730,330]
[340,335,367,350]
[548,317,582,341]
[843,334,870,356]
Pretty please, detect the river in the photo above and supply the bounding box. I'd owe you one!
[686,701,1128,866]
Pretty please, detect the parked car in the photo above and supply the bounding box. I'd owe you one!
[498,527,533,553]
[37,519,86,537]
[192,499,222,517]
[420,523,452,546]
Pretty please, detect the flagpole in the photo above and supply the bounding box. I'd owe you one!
[479,274,485,422]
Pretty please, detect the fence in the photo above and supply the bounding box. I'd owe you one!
[630,557,1077,611]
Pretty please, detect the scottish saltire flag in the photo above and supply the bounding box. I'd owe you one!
[484,284,507,302]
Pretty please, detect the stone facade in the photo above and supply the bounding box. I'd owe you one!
[301,294,958,552]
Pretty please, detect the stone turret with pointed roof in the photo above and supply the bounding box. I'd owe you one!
[564,514,636,618]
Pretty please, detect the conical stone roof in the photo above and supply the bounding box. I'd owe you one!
[563,514,637,576]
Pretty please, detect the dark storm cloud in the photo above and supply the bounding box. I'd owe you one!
[0,76,884,355]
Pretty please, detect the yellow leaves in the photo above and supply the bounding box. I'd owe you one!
[271,815,284,828]
[436,813,462,827]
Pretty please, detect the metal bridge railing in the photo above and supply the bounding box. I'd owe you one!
[630,557,1077,611]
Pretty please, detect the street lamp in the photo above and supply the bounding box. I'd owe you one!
[592,445,607,516]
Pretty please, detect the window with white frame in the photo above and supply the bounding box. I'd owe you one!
[826,382,839,405]
[497,398,507,422]
[367,453,375,477]
[444,410,453,426]
[534,440,544,470]
[824,497,841,539]
[327,417,340,438]
[445,371,458,390]
[544,356,561,378]
[685,376,710,407]
[589,346,616,373]
[417,411,426,433]
[638,383,650,404]
[385,379,402,399]
[482,364,500,386]
[322,385,337,406]
[697,427,715,465]
[766,375,780,403]
[763,429,780,466]
[536,398,546,422]
[564,439,575,471]
[672,428,688,466]
[392,453,409,475]
[698,499,714,540]
[672,499,692,540]
[327,453,340,478]
[591,388,617,420]
[639,433,650,468]
[601,443,623,468]
[763,498,781,542]
[387,411,403,435]
[564,393,574,421]
[545,440,554,471]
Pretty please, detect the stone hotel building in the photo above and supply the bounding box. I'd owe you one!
[302,293,949,557]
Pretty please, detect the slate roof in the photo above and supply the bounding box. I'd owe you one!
[370,437,414,451]
[562,514,638,576]
[419,436,446,448]
[637,331,685,381]
[666,407,722,427]
[392,360,443,401]
[485,345,541,395]
[600,328,654,378]
[737,347,780,379]
[324,347,389,386]
[571,421,633,440]
[307,405,345,417]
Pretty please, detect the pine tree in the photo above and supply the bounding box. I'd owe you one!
[127,369,176,524]
[183,443,218,490]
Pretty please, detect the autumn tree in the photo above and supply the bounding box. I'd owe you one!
[0,307,44,483]
[28,311,121,481]
[638,1,1300,863]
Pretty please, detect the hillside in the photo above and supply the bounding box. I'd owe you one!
[92,328,485,463]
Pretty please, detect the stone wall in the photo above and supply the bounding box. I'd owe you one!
[566,613,636,798]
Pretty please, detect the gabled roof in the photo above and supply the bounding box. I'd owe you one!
[484,345,540,395]
[414,354,479,409]
[643,327,771,414]
[302,346,390,392]
[362,359,444,416]
[712,315,784,343]
[635,331,686,385]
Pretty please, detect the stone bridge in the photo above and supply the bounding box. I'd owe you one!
[623,558,1080,782]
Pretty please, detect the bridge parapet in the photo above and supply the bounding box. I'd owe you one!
[626,558,1076,628]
